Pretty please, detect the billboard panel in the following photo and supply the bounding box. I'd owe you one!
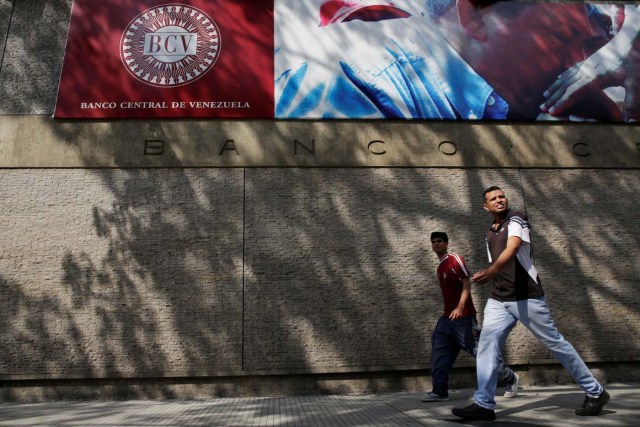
[54,0,274,118]
[56,1,640,122]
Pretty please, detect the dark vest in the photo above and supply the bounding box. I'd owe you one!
[486,210,544,301]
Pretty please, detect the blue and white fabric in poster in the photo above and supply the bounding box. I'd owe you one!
[274,0,636,122]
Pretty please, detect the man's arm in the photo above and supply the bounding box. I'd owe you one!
[471,236,522,284]
[449,276,471,320]
[540,6,640,122]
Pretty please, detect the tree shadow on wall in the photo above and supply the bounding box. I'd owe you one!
[65,170,244,379]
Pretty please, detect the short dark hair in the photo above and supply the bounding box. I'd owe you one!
[430,231,448,242]
[483,185,503,200]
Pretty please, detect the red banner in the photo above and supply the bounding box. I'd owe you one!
[54,0,274,119]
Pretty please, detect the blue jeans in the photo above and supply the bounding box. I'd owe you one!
[474,297,603,409]
[431,315,514,397]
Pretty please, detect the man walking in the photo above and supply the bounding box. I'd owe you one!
[452,187,609,421]
[422,232,518,402]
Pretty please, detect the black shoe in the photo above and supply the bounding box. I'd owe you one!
[575,390,610,416]
[452,403,496,421]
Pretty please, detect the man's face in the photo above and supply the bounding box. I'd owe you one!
[473,2,605,118]
[431,237,448,255]
[483,189,509,215]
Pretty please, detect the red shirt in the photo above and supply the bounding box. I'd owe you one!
[436,253,476,317]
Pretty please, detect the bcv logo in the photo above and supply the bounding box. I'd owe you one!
[143,28,198,61]
[121,4,221,87]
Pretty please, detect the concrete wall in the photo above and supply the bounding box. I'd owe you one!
[1,0,640,401]
[1,167,640,399]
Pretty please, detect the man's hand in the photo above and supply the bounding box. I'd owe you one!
[540,48,625,115]
[540,6,640,122]
[474,236,521,284]
[449,307,464,320]
[471,266,495,284]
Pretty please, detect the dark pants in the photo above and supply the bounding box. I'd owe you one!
[431,315,514,397]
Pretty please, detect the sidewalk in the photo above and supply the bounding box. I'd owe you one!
[0,383,636,426]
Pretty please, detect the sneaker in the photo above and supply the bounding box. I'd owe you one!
[420,391,449,402]
[504,372,519,398]
[575,390,610,416]
[452,403,496,421]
